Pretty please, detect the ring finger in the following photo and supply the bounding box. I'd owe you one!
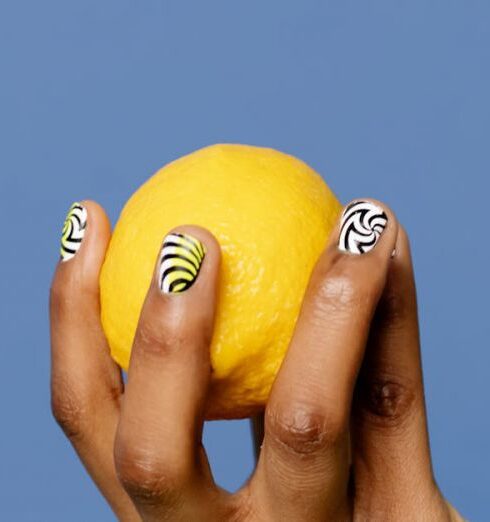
[253,200,399,521]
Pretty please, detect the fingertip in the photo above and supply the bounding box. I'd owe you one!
[327,198,398,260]
[364,197,398,238]
[78,199,112,262]
[152,225,221,297]
[168,224,221,262]
[173,224,221,268]
[53,199,111,297]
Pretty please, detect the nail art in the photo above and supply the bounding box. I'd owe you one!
[60,202,87,261]
[338,200,388,255]
[158,233,206,293]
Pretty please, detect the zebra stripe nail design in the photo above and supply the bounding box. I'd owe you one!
[158,233,206,294]
[60,202,87,262]
[338,200,388,255]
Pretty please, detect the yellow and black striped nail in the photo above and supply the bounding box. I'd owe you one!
[60,202,87,262]
[158,233,206,294]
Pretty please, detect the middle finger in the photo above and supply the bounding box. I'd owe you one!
[114,226,224,521]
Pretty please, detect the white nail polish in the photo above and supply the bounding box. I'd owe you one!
[60,202,87,262]
[338,200,388,255]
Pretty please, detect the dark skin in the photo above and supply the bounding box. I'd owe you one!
[50,199,464,521]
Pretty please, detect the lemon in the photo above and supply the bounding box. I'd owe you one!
[100,144,341,419]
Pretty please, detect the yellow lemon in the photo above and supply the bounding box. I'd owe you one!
[100,144,341,419]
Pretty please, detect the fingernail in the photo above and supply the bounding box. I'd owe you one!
[338,200,388,255]
[158,232,206,294]
[60,202,87,262]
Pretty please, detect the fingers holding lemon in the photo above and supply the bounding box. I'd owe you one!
[100,144,341,419]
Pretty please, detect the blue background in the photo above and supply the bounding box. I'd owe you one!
[1,1,488,520]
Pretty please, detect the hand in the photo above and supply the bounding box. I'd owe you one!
[50,199,464,521]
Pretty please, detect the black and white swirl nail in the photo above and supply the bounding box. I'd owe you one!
[60,202,87,261]
[338,200,388,255]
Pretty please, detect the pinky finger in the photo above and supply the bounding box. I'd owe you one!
[352,227,456,519]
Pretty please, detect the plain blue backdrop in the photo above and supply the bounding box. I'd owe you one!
[1,1,488,520]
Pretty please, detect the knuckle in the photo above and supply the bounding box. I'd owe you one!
[319,274,359,307]
[49,279,72,317]
[135,311,209,358]
[50,273,96,319]
[266,403,345,456]
[51,377,90,441]
[134,318,183,357]
[315,268,381,315]
[227,488,256,522]
[114,444,184,507]
[357,374,417,428]
[135,320,166,353]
